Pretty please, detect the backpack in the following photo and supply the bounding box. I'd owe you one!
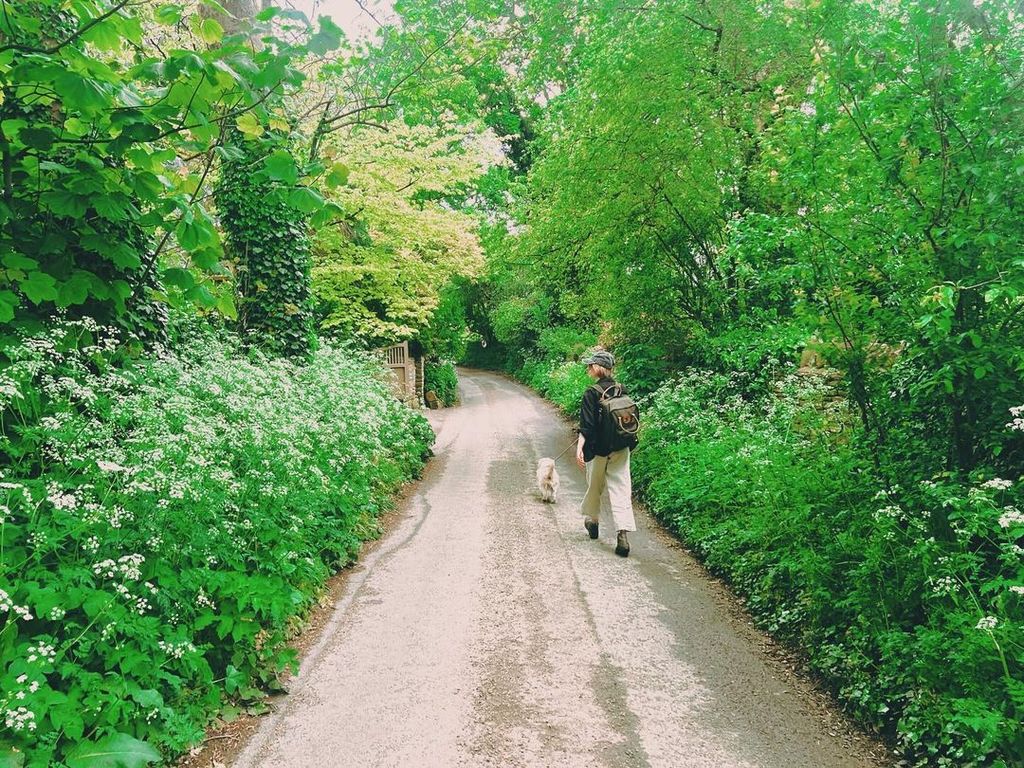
[593,383,640,451]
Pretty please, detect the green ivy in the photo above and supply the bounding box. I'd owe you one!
[215,141,315,358]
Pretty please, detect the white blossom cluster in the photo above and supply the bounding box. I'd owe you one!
[931,576,960,596]
[47,490,77,511]
[4,706,36,732]
[999,507,1024,529]
[41,375,99,406]
[874,504,905,522]
[976,616,998,631]
[92,553,145,581]
[981,478,1013,491]
[26,643,56,664]
[1008,405,1024,432]
[107,506,132,529]
[14,675,40,696]
[112,584,151,615]
[196,588,216,610]
[92,554,153,614]
[2,674,42,733]
[0,588,33,621]
[157,639,197,659]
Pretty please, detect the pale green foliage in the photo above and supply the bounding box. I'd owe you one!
[312,120,502,344]
[511,1,804,332]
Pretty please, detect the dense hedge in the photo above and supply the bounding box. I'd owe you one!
[424,361,459,407]
[516,357,591,416]
[633,368,1024,768]
[0,320,433,766]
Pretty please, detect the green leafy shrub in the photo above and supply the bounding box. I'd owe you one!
[0,319,433,766]
[490,294,553,354]
[461,340,507,370]
[517,357,590,416]
[0,0,342,331]
[424,361,459,407]
[612,341,674,397]
[536,327,596,363]
[633,368,1024,767]
[421,281,474,362]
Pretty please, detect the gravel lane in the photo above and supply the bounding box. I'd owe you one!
[231,369,887,768]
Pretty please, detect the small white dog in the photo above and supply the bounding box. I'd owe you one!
[536,457,560,503]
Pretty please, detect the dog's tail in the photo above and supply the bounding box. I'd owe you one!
[542,461,556,481]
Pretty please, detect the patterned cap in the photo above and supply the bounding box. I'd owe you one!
[582,350,615,369]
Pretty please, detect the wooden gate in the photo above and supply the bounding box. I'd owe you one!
[382,342,417,405]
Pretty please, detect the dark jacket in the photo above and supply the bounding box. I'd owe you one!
[580,377,625,461]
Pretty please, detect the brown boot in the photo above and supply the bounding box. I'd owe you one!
[584,517,599,540]
[615,531,630,557]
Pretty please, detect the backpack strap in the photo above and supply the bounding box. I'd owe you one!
[592,382,622,401]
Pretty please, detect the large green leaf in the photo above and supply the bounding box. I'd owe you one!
[41,190,89,218]
[0,119,27,141]
[307,17,344,56]
[310,201,344,228]
[175,210,218,252]
[2,253,38,271]
[216,292,238,320]
[325,162,349,188]
[80,234,141,269]
[235,112,264,138]
[264,149,299,184]
[54,72,111,114]
[65,734,160,768]
[288,187,324,213]
[21,271,58,304]
[162,267,195,290]
[0,291,18,322]
[81,15,123,51]
[199,17,224,45]
[56,271,92,307]
[20,127,56,150]
[185,283,217,308]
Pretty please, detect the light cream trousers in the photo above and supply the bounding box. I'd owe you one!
[581,448,637,532]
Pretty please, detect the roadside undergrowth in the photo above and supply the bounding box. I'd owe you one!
[0,319,433,767]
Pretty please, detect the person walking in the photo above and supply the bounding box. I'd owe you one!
[575,350,637,557]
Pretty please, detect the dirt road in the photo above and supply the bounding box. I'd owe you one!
[231,370,888,768]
